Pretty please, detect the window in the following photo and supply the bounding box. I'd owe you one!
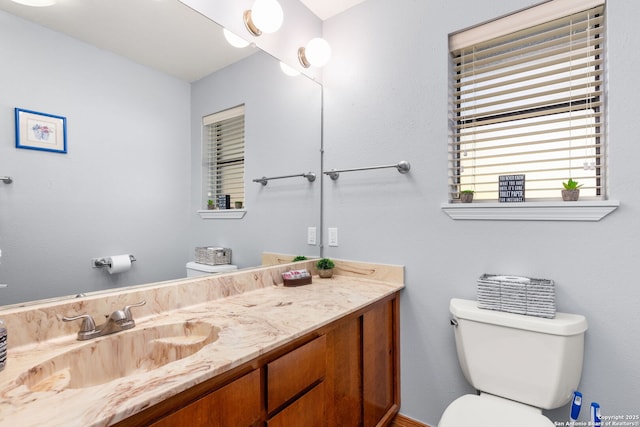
[203,105,245,209]
[448,0,605,202]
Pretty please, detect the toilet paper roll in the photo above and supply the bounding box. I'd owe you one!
[107,254,132,274]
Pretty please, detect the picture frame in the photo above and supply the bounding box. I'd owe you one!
[15,108,67,154]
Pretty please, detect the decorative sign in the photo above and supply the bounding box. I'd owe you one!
[217,194,231,209]
[499,175,525,202]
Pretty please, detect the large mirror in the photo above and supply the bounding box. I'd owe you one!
[0,0,322,306]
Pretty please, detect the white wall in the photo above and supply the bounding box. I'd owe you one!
[322,0,640,424]
[0,11,192,304]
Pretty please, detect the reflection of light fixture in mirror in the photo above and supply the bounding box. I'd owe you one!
[243,0,284,37]
[223,29,250,48]
[10,0,55,6]
[279,62,300,77]
[298,38,331,68]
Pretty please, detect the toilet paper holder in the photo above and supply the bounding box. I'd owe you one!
[92,254,136,269]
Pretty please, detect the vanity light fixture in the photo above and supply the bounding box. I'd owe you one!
[243,0,284,37]
[298,38,332,68]
[223,28,250,48]
[279,62,300,77]
[10,0,55,6]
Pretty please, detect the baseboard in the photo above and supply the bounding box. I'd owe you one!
[391,413,431,427]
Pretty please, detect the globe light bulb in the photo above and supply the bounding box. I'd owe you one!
[298,38,331,68]
[280,62,300,77]
[223,29,250,48]
[250,0,283,34]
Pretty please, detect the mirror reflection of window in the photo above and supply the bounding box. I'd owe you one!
[203,105,246,209]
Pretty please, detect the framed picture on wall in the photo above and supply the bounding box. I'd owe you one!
[15,108,67,154]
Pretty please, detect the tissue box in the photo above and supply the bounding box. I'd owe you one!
[282,269,312,287]
[195,247,232,265]
[477,274,555,318]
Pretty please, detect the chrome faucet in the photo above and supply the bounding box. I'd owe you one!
[63,300,146,341]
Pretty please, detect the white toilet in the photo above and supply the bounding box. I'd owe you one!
[186,262,238,277]
[439,298,588,427]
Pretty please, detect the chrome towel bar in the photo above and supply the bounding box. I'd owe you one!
[324,160,411,180]
[1,176,12,184]
[253,172,316,186]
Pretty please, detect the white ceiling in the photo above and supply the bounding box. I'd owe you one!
[300,0,367,20]
[0,0,364,82]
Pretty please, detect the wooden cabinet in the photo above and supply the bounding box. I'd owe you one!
[363,298,399,426]
[266,335,326,415]
[118,292,399,427]
[148,369,261,427]
[325,295,400,427]
[267,381,325,427]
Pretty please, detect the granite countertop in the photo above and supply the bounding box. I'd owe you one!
[0,259,404,427]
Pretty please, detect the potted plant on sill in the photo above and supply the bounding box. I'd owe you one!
[316,258,335,278]
[207,199,215,210]
[460,190,474,203]
[561,179,582,201]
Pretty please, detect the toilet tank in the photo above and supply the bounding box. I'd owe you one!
[449,298,588,410]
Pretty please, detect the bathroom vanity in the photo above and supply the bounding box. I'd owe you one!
[0,258,403,426]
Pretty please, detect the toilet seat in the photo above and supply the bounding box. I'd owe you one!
[439,394,555,427]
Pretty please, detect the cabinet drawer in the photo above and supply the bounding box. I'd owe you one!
[267,381,325,427]
[149,369,261,427]
[267,335,326,413]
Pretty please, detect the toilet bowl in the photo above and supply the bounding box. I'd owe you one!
[438,298,588,427]
[186,262,237,277]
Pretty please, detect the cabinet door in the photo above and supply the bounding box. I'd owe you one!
[325,316,362,427]
[363,298,399,426]
[267,381,325,427]
[149,369,262,427]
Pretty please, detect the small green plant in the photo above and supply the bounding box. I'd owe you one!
[316,258,335,270]
[460,190,474,194]
[292,255,308,262]
[562,179,583,190]
[207,199,214,205]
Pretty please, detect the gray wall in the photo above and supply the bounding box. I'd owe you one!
[2,0,637,424]
[322,0,639,425]
[0,11,192,304]
[189,52,322,267]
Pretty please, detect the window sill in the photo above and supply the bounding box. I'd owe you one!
[441,200,620,221]
[197,209,247,219]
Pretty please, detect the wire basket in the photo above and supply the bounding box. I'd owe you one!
[477,274,555,318]
[195,247,232,265]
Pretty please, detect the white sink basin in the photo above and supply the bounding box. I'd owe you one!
[16,321,219,392]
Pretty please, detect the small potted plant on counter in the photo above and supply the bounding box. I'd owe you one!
[292,255,308,262]
[316,258,335,278]
[561,179,583,201]
[460,189,474,203]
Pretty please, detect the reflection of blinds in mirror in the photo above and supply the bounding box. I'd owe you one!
[203,105,245,208]
[449,1,605,202]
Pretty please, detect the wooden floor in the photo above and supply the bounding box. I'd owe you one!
[391,413,431,427]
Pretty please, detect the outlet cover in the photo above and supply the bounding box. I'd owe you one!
[307,227,317,245]
[328,227,338,246]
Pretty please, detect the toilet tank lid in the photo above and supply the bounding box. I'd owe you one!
[450,298,588,336]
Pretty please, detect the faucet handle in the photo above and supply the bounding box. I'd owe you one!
[62,314,96,333]
[123,300,146,321]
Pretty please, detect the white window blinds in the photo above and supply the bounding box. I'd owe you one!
[449,1,605,201]
[203,105,245,208]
